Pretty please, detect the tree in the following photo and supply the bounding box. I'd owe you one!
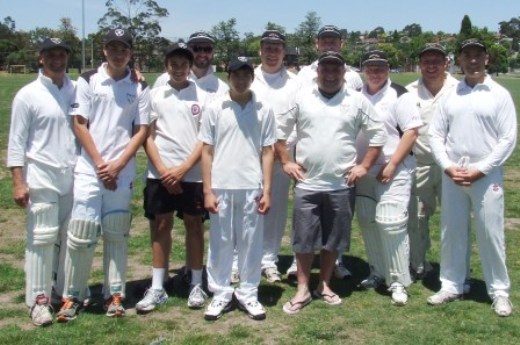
[57,17,82,70]
[292,11,321,64]
[499,17,520,52]
[487,43,509,75]
[459,15,473,41]
[402,23,422,37]
[97,0,169,70]
[211,18,240,70]
[265,22,286,34]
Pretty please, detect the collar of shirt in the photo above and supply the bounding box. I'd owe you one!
[458,74,493,92]
[363,78,391,99]
[99,62,132,84]
[37,69,71,90]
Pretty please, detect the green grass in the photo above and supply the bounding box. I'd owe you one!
[0,71,520,344]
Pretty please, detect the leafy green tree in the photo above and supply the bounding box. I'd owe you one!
[403,23,422,37]
[487,43,509,75]
[97,0,169,70]
[211,18,241,70]
[265,22,286,34]
[459,15,473,41]
[499,17,520,52]
[292,11,321,65]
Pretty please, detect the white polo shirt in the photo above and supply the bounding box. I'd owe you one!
[298,60,364,91]
[71,63,150,179]
[406,73,458,165]
[154,69,229,97]
[198,92,277,189]
[358,81,422,174]
[147,81,207,182]
[251,65,299,147]
[277,84,387,191]
[429,75,517,175]
[8,70,77,169]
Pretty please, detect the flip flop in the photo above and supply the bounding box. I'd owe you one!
[313,290,342,306]
[282,296,312,315]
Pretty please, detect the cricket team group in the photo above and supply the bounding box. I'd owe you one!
[7,22,517,327]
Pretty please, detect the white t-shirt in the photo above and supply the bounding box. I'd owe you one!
[147,81,207,182]
[71,63,150,179]
[251,65,299,148]
[358,81,422,174]
[406,73,458,165]
[298,60,364,91]
[277,84,387,191]
[429,75,517,175]
[154,69,229,98]
[8,71,77,170]
[198,92,277,189]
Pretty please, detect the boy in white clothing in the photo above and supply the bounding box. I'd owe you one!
[199,57,276,321]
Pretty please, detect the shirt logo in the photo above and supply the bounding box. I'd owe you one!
[492,183,501,192]
[126,93,136,103]
[191,104,201,116]
[71,103,79,109]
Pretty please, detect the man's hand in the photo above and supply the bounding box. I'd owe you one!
[377,161,397,184]
[13,182,29,208]
[346,165,368,186]
[204,192,219,214]
[257,192,271,215]
[445,166,485,186]
[282,161,306,181]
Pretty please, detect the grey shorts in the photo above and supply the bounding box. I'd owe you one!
[292,187,354,253]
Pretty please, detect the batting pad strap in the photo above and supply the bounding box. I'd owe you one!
[67,219,100,249]
[102,212,132,241]
[28,203,59,245]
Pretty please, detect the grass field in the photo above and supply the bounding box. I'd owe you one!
[0,71,519,345]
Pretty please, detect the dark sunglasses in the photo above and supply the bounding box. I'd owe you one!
[192,46,213,53]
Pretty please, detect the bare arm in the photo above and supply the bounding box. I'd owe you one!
[274,139,305,181]
[201,143,218,214]
[378,128,418,183]
[10,166,29,208]
[258,145,274,214]
[347,146,383,185]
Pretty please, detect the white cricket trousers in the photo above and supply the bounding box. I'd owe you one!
[207,189,264,304]
[261,161,290,269]
[439,167,510,298]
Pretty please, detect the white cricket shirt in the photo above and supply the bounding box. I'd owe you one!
[154,69,229,97]
[298,60,364,91]
[198,92,277,189]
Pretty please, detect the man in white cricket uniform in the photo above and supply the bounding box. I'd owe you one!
[57,28,150,321]
[136,43,209,313]
[277,52,386,314]
[427,39,517,317]
[199,57,276,321]
[7,38,76,327]
[287,25,363,279]
[356,49,422,305]
[154,31,229,97]
[249,30,299,283]
[406,43,468,281]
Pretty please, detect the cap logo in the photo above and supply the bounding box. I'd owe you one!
[179,42,187,48]
[369,54,380,59]
[268,33,278,38]
[115,29,125,37]
[50,38,62,44]
[238,56,248,62]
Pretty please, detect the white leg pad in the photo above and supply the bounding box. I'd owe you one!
[63,219,99,301]
[376,201,412,287]
[102,212,131,299]
[356,196,386,277]
[25,203,59,306]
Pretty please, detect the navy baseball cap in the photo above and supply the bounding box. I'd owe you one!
[362,49,388,66]
[459,38,487,52]
[164,42,194,62]
[187,31,215,45]
[261,30,286,44]
[40,38,71,53]
[317,25,342,39]
[104,28,133,48]
[318,51,345,65]
[228,57,254,73]
[419,43,446,57]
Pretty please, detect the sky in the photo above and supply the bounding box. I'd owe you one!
[1,0,519,41]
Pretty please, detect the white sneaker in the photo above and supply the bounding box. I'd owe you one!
[263,267,282,283]
[427,290,462,306]
[238,299,266,320]
[492,296,513,317]
[204,299,232,321]
[136,288,168,313]
[360,274,383,289]
[286,260,297,279]
[188,284,208,309]
[389,283,408,305]
[30,294,53,326]
[334,263,352,279]
[230,270,240,284]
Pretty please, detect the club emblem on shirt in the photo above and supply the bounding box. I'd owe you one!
[492,183,501,192]
[127,93,136,103]
[191,104,201,116]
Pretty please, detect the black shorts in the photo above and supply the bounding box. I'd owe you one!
[143,179,207,220]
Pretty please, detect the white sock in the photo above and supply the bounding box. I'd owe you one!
[151,268,165,290]
[191,269,203,286]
